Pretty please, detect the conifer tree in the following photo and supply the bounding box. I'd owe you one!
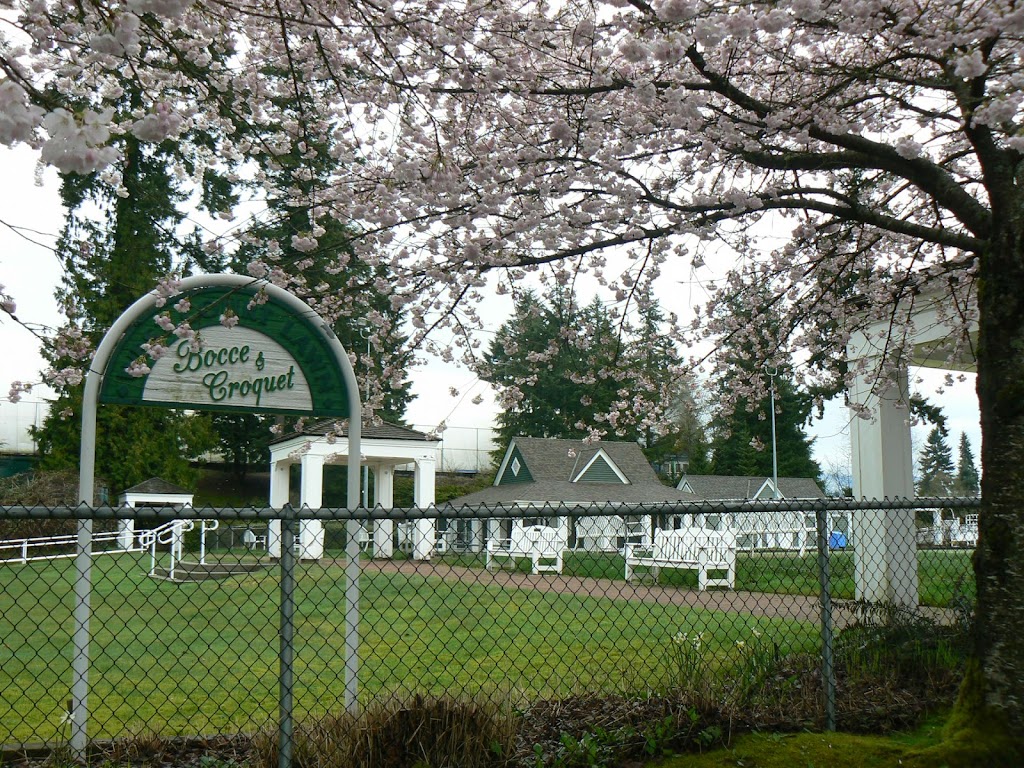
[481,287,704,468]
[706,284,820,481]
[956,432,980,497]
[917,426,956,497]
[32,83,229,494]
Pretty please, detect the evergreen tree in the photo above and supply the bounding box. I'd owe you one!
[956,432,980,497]
[33,82,229,495]
[231,73,413,424]
[917,426,956,496]
[707,372,821,480]
[706,286,820,481]
[481,287,705,468]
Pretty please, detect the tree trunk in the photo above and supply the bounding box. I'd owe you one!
[973,201,1024,739]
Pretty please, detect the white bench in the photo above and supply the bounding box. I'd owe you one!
[625,528,736,590]
[486,523,567,575]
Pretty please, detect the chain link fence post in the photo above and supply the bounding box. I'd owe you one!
[70,511,93,758]
[345,514,361,713]
[279,505,297,768]
[815,504,836,731]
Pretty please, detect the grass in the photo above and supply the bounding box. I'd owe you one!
[438,547,975,607]
[0,552,819,745]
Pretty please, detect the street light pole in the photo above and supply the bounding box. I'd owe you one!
[764,365,780,500]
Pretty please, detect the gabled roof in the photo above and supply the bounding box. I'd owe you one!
[495,436,660,485]
[121,478,194,496]
[677,474,825,501]
[271,419,435,444]
[444,436,696,508]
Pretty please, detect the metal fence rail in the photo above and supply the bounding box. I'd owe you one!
[0,498,979,763]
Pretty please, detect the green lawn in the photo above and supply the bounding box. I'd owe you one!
[0,553,818,745]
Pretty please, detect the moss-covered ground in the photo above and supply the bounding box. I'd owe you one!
[655,705,1022,768]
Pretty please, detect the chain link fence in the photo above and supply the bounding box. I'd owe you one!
[0,498,978,765]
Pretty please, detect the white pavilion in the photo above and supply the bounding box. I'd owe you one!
[266,420,441,560]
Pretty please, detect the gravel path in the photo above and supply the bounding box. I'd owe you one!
[356,557,861,627]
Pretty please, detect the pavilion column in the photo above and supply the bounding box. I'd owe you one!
[267,458,291,558]
[117,501,135,550]
[467,518,484,553]
[849,366,919,607]
[372,463,395,558]
[412,456,436,560]
[299,453,325,560]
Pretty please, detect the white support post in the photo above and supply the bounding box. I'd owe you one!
[412,457,436,560]
[117,519,135,551]
[268,459,291,558]
[372,464,394,558]
[468,518,483,553]
[849,368,920,607]
[299,453,325,560]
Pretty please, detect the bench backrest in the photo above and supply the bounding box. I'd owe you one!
[653,528,736,565]
[510,522,567,554]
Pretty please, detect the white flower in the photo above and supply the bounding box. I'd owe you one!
[0,82,44,145]
[953,51,987,80]
[126,358,151,377]
[132,104,185,143]
[40,108,119,175]
[127,0,196,17]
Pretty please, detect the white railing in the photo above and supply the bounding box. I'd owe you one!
[137,520,196,579]
[0,527,145,564]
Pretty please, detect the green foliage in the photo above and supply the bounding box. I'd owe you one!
[835,600,971,685]
[207,413,272,481]
[706,289,820,481]
[481,288,707,469]
[667,630,710,692]
[917,426,956,496]
[32,80,233,494]
[726,631,782,706]
[664,626,790,714]
[707,372,821,480]
[955,432,980,496]
[230,81,413,424]
[34,400,215,497]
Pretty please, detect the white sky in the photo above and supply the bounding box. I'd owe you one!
[0,146,982,476]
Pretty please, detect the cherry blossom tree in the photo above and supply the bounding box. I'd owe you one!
[2,0,1022,750]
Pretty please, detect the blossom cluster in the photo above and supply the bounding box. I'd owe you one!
[2,0,1010,432]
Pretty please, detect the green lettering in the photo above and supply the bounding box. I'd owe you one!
[172,341,202,373]
[286,365,295,388]
[203,370,228,402]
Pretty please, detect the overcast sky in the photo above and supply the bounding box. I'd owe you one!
[0,146,982,477]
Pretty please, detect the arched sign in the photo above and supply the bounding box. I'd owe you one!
[71,274,361,754]
[99,280,351,416]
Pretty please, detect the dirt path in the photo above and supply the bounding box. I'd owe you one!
[353,557,861,628]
